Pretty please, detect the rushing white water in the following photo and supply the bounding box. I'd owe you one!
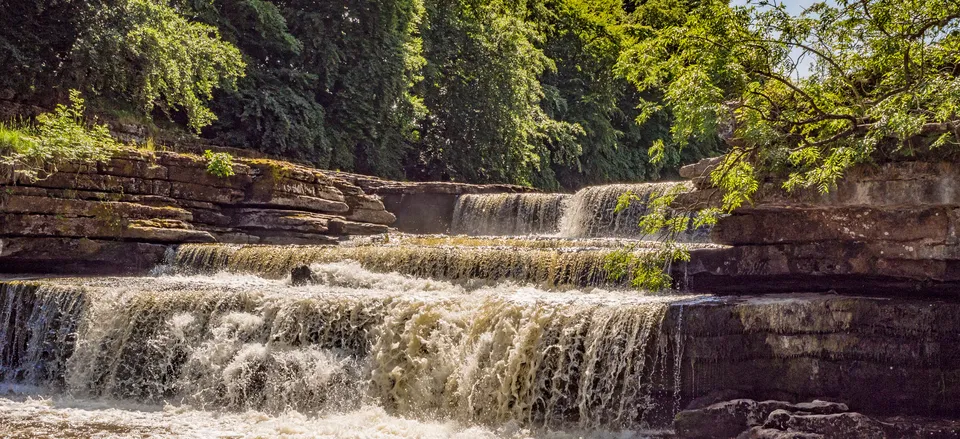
[0,395,671,439]
[450,182,705,240]
[0,263,698,437]
[452,194,569,236]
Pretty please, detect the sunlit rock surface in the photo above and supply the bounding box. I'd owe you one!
[678,159,960,293]
[0,150,398,274]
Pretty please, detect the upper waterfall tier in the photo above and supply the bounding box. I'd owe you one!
[450,182,707,240]
[451,193,568,236]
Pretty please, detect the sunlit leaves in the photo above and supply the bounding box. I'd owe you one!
[76,0,245,131]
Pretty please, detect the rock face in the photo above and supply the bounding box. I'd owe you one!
[674,398,960,439]
[0,150,396,274]
[332,171,535,234]
[677,159,960,294]
[669,294,960,419]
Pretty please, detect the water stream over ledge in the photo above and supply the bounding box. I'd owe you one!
[4,179,960,437]
[1,255,701,438]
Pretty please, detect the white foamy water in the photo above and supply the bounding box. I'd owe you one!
[0,395,668,439]
[1,263,699,436]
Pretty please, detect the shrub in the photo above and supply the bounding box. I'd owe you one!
[203,150,235,178]
[0,90,121,180]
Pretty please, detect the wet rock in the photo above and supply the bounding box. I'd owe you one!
[675,399,849,439]
[675,399,763,439]
[677,397,960,439]
[0,237,169,275]
[290,265,313,286]
[738,427,824,439]
[763,411,887,439]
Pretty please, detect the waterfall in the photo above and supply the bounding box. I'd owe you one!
[558,183,691,238]
[452,193,569,236]
[0,270,692,430]
[170,243,666,289]
[0,282,85,387]
[0,181,714,437]
[451,182,705,240]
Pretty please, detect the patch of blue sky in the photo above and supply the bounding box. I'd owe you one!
[730,0,836,78]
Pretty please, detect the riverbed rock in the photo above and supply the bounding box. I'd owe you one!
[675,399,849,439]
[675,397,960,439]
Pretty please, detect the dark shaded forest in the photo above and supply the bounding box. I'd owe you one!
[0,0,721,190]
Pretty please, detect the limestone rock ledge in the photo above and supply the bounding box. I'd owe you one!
[331,171,536,234]
[676,159,960,294]
[674,398,960,439]
[0,150,396,274]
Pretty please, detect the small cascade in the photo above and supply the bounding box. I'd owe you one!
[172,243,638,288]
[0,282,85,387]
[558,182,693,239]
[449,182,705,241]
[452,193,569,236]
[0,270,691,429]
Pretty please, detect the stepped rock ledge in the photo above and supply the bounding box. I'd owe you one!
[0,149,519,274]
[675,158,960,295]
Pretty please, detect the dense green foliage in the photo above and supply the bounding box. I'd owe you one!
[623,0,960,211]
[0,0,718,189]
[0,0,244,131]
[613,0,960,290]
[0,91,121,180]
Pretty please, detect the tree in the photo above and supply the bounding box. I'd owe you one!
[0,0,244,131]
[194,0,426,176]
[539,0,720,189]
[621,0,960,212]
[410,0,581,186]
[613,0,960,289]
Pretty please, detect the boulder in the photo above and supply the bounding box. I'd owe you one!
[675,399,849,439]
[291,265,313,286]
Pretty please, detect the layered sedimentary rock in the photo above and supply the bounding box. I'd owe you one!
[669,295,960,418]
[332,171,535,234]
[677,160,960,293]
[0,150,396,273]
[674,398,960,439]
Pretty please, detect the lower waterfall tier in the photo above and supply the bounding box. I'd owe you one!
[3,267,959,437]
[0,271,690,431]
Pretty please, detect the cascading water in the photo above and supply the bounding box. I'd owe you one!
[450,182,706,240]
[0,182,715,438]
[558,183,692,239]
[0,264,694,437]
[452,193,569,236]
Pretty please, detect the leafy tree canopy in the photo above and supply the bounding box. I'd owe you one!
[0,0,244,131]
[0,0,722,189]
[620,0,960,212]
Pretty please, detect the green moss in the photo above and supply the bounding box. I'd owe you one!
[91,203,127,232]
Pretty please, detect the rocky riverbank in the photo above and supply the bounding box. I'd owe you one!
[0,149,399,273]
[678,159,960,294]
